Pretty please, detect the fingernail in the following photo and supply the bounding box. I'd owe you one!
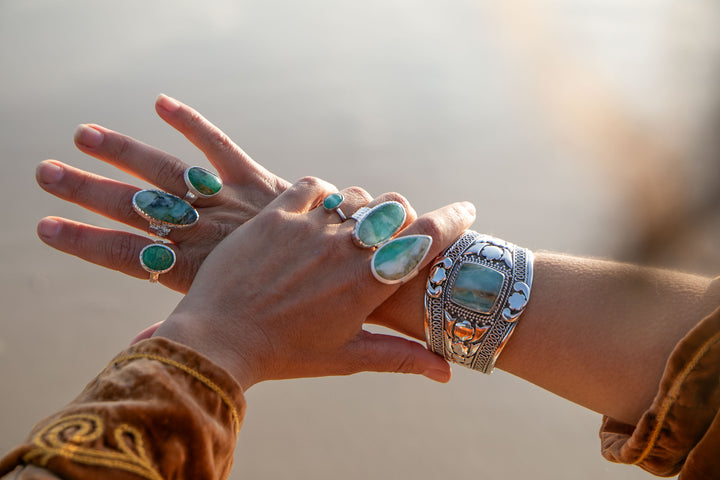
[37,218,61,240]
[75,124,104,148]
[422,368,452,383]
[461,201,476,217]
[157,94,180,113]
[36,161,64,185]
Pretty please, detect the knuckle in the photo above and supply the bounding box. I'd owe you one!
[296,175,323,188]
[106,235,141,272]
[413,215,444,240]
[343,186,372,203]
[113,135,133,162]
[393,354,417,374]
[152,155,185,191]
[382,191,410,209]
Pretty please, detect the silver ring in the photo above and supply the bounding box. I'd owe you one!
[350,201,406,249]
[132,189,199,238]
[139,243,176,283]
[183,166,223,205]
[322,193,346,221]
[370,234,433,284]
[424,231,534,374]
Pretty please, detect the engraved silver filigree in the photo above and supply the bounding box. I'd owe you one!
[424,230,534,374]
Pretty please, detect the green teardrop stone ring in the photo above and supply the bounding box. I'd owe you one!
[183,166,223,204]
[139,243,176,283]
[350,201,406,248]
[132,189,199,237]
[371,235,432,284]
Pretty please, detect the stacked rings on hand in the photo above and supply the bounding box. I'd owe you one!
[424,230,534,374]
[343,199,432,285]
[132,166,221,283]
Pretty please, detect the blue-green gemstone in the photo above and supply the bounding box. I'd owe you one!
[140,244,175,272]
[133,190,198,226]
[323,193,344,210]
[450,263,505,314]
[372,235,432,284]
[356,202,406,247]
[187,167,222,196]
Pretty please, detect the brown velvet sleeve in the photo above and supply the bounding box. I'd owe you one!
[0,337,246,480]
[600,300,720,478]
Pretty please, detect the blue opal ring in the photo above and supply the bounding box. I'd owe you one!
[132,189,199,238]
[139,243,176,283]
[350,201,406,249]
[183,166,223,204]
[322,193,346,222]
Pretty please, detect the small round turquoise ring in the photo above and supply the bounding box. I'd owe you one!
[322,193,346,221]
[183,166,223,204]
[139,243,176,283]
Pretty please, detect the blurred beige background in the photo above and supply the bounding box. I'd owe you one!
[1,1,719,479]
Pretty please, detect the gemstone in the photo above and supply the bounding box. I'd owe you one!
[450,263,505,314]
[186,167,222,196]
[323,193,344,210]
[371,235,432,284]
[354,201,406,248]
[140,244,176,273]
[133,190,199,227]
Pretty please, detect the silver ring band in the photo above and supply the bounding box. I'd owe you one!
[424,230,533,374]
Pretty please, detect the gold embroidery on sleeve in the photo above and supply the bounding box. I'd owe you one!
[112,353,241,433]
[22,413,163,480]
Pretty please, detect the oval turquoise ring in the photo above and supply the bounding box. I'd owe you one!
[183,166,223,204]
[350,201,406,249]
[322,192,346,221]
[132,189,199,238]
[139,243,176,283]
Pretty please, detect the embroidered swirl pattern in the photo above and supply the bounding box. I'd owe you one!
[23,413,162,480]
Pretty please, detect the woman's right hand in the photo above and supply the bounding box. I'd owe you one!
[151,177,476,389]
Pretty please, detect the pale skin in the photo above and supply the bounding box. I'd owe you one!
[36,95,720,426]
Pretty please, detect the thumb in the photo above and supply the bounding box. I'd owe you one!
[345,331,452,383]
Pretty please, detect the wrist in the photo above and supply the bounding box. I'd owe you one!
[152,312,260,391]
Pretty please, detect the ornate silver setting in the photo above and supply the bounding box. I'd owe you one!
[131,190,199,238]
[424,230,534,374]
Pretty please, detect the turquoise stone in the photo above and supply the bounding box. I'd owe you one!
[133,190,198,227]
[187,167,222,196]
[140,244,175,272]
[450,263,505,314]
[355,202,406,247]
[323,193,344,210]
[372,235,432,284]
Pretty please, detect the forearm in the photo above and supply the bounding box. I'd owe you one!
[499,253,719,425]
[374,251,720,425]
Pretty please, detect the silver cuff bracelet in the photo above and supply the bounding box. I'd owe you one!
[424,230,534,374]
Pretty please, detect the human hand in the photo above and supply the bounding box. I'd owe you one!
[36,94,290,293]
[151,177,476,389]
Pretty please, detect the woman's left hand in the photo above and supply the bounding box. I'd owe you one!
[151,177,476,389]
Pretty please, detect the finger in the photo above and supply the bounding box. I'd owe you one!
[36,160,146,231]
[130,321,164,345]
[313,185,373,224]
[37,217,189,291]
[396,201,476,267]
[343,331,451,383]
[680,408,720,480]
[155,94,291,192]
[73,123,190,197]
[267,176,337,213]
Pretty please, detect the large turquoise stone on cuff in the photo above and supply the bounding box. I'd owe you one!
[187,167,222,196]
[450,263,505,314]
[140,244,175,272]
[371,235,432,284]
[133,190,198,227]
[355,201,406,247]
